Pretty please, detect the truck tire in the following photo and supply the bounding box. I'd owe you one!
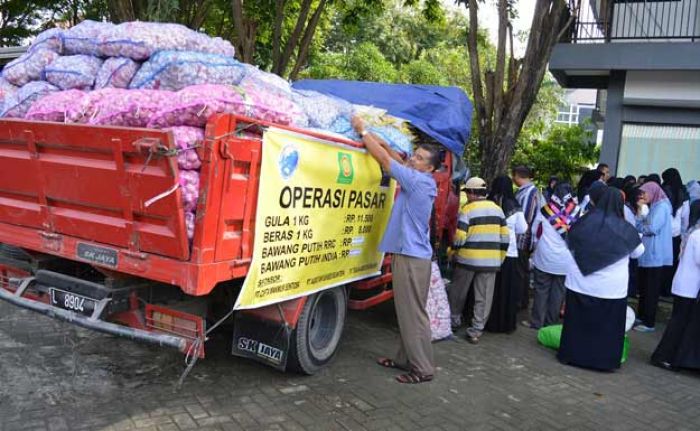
[287,286,347,375]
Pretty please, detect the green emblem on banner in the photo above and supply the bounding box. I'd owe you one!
[337,152,354,184]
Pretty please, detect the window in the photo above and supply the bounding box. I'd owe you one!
[618,124,700,180]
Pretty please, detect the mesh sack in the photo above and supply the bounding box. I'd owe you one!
[292,89,353,129]
[179,170,200,212]
[166,126,204,170]
[1,81,58,118]
[66,88,174,126]
[28,28,64,54]
[95,57,140,89]
[427,262,453,341]
[239,80,308,127]
[63,20,114,56]
[240,64,292,96]
[129,50,245,91]
[0,77,19,108]
[147,84,246,128]
[44,55,104,90]
[25,89,86,122]
[98,22,235,60]
[148,83,307,129]
[186,32,236,57]
[2,49,59,86]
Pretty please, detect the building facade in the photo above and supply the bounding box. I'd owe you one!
[549,0,700,181]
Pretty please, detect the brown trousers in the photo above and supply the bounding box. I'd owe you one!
[391,254,435,376]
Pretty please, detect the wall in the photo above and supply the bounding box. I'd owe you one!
[624,70,700,108]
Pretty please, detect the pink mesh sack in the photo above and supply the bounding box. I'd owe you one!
[66,88,174,126]
[166,126,204,170]
[25,90,86,122]
[179,170,200,213]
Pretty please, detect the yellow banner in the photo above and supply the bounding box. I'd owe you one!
[234,128,396,310]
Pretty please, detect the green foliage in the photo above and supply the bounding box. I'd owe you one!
[512,122,600,185]
[399,58,447,85]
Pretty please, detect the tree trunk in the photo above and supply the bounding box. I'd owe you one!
[463,0,572,185]
[231,0,257,63]
[289,0,328,80]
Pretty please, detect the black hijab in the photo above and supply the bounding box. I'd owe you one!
[577,169,603,202]
[662,168,689,216]
[567,187,642,276]
[488,175,520,217]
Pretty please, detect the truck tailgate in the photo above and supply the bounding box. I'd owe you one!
[0,120,190,260]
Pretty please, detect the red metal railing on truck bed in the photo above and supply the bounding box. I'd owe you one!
[0,115,376,298]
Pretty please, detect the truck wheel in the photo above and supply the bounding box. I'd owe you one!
[288,286,347,375]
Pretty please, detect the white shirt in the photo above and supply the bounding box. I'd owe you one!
[532,211,575,275]
[505,211,528,258]
[671,200,690,237]
[566,243,645,299]
[672,229,700,299]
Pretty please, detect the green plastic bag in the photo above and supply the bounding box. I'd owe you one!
[537,324,629,364]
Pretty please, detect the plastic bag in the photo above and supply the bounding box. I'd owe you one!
[2,49,59,86]
[129,50,245,91]
[29,28,64,54]
[98,22,235,60]
[95,57,140,89]
[427,261,453,341]
[25,90,86,122]
[536,324,630,364]
[44,55,104,90]
[1,81,58,118]
[179,170,200,212]
[166,126,204,170]
[63,20,114,56]
[292,89,353,130]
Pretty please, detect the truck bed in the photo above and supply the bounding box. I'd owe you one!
[0,115,262,295]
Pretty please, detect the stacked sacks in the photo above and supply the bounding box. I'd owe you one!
[3,20,415,242]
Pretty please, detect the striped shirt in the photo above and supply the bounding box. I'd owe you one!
[453,199,509,271]
[515,182,541,251]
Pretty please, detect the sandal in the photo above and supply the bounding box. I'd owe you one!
[395,371,434,384]
[376,357,408,371]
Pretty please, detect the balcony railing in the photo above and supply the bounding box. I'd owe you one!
[567,0,700,42]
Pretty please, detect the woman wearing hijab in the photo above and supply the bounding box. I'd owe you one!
[635,181,674,332]
[544,176,558,202]
[559,188,644,370]
[577,170,604,213]
[486,175,528,333]
[651,201,700,371]
[522,183,581,329]
[661,168,690,297]
[687,180,700,203]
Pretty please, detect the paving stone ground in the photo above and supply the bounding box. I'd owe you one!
[0,297,698,431]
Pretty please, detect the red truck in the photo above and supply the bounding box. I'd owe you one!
[0,108,464,373]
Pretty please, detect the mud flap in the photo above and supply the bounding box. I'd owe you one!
[231,311,291,371]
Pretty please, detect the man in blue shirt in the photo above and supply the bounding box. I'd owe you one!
[352,116,440,384]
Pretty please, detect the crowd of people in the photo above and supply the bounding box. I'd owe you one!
[451,163,700,373]
[353,115,699,384]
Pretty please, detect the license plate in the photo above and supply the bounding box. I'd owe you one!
[49,288,97,317]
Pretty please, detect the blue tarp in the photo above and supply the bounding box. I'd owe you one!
[292,79,473,156]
